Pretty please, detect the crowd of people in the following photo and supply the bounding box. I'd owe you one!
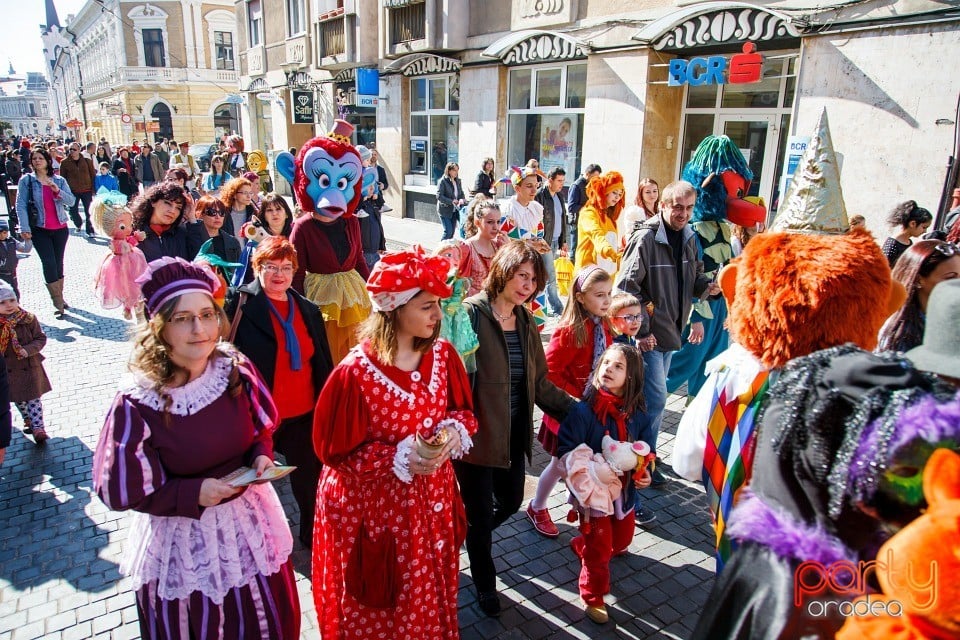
[1,123,959,639]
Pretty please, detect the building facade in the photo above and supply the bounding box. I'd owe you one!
[42,0,242,145]
[0,73,53,137]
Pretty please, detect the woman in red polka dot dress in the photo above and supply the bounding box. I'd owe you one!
[312,247,478,639]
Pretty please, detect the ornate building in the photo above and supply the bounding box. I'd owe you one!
[0,72,53,137]
[42,0,242,145]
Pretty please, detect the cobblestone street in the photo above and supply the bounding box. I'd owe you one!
[0,215,717,640]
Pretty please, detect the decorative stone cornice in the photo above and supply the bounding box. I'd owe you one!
[383,53,461,77]
[482,30,588,66]
[633,2,799,51]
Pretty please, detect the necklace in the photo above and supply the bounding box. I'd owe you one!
[491,305,514,323]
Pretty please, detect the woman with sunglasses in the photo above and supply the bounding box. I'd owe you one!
[226,237,333,547]
[878,240,960,352]
[188,195,241,267]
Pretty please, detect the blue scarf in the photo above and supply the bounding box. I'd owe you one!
[267,292,301,371]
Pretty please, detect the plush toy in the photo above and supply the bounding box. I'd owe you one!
[275,119,371,363]
[666,136,767,399]
[229,218,269,288]
[91,189,147,320]
[836,446,960,640]
[246,149,271,192]
[687,111,955,640]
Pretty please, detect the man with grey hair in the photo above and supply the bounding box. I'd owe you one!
[615,180,720,487]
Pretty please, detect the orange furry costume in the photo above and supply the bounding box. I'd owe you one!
[575,171,625,273]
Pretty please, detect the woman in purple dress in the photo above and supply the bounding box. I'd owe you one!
[92,257,300,639]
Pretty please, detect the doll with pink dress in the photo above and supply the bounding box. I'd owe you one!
[91,190,148,320]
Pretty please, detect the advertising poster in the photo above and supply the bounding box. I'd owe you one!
[539,114,577,176]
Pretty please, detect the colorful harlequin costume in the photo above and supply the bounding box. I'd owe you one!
[276,120,371,364]
[575,171,625,275]
[311,248,477,639]
[688,111,957,640]
[666,136,766,398]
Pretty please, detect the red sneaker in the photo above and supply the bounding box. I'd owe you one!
[526,504,559,538]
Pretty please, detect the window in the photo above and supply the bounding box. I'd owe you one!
[507,63,586,180]
[389,1,426,45]
[286,0,305,36]
[143,29,166,67]
[247,0,263,47]
[409,74,459,184]
[215,31,234,70]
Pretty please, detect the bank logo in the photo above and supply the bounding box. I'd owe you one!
[667,42,764,87]
[793,550,938,618]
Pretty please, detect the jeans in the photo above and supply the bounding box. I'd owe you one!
[68,190,93,231]
[569,216,579,259]
[541,241,564,314]
[641,348,674,454]
[439,214,456,240]
[31,226,69,283]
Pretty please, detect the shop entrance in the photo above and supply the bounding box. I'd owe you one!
[677,51,797,213]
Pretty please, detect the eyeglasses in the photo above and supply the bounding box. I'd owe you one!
[168,310,220,328]
[614,314,643,323]
[935,243,959,257]
[261,264,295,275]
[202,210,225,218]
[237,191,255,197]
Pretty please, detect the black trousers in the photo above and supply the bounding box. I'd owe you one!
[68,190,94,231]
[31,226,68,283]
[454,416,528,594]
[273,411,321,546]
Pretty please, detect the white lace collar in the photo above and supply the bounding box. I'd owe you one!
[356,340,443,404]
[125,355,233,416]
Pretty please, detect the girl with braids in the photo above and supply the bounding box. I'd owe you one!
[877,240,960,353]
[93,257,300,639]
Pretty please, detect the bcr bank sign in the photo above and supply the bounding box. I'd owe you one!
[668,43,764,87]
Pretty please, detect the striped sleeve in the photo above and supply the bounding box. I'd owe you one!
[91,393,204,519]
[235,354,279,464]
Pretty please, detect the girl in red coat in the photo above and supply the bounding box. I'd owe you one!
[527,265,613,537]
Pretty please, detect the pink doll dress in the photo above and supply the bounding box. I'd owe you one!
[95,237,148,310]
[560,444,623,516]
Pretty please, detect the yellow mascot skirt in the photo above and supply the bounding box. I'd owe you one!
[304,270,371,365]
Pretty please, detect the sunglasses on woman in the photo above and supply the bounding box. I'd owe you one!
[202,210,225,218]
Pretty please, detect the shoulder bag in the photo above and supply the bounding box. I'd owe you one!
[25,175,41,229]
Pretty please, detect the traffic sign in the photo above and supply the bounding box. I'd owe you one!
[120,113,132,124]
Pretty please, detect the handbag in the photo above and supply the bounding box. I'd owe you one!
[555,250,574,296]
[25,176,41,229]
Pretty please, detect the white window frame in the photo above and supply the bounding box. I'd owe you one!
[286,0,306,37]
[128,5,170,68]
[247,0,264,48]
[409,73,460,183]
[205,10,236,70]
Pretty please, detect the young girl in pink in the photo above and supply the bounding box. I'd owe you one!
[558,343,652,623]
[527,265,613,537]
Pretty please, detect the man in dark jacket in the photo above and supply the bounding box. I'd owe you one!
[535,166,568,315]
[566,163,601,257]
[59,143,97,235]
[614,180,720,484]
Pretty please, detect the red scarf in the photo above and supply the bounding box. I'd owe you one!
[592,387,628,442]
[0,309,29,359]
[149,223,171,237]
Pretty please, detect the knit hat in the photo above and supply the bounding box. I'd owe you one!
[0,219,9,231]
[242,171,260,185]
[0,281,15,302]
[366,246,453,312]
[136,257,220,318]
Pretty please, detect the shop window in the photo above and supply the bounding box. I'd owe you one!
[507,63,586,179]
[687,83,717,109]
[720,65,781,109]
[409,74,459,184]
[680,114,714,163]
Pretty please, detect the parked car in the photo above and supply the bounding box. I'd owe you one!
[189,142,219,172]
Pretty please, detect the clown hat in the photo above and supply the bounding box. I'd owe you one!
[770,109,849,235]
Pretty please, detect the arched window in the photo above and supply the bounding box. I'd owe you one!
[213,103,239,138]
[151,103,173,142]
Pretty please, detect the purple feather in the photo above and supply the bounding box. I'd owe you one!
[726,491,853,565]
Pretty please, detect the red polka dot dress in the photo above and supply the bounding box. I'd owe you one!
[312,339,477,639]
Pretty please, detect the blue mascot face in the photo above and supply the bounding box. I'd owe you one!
[302,147,363,221]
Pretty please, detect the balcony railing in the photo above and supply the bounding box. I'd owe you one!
[81,67,239,97]
[389,2,426,45]
[319,17,346,58]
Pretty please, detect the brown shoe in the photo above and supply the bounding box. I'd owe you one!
[526,504,559,538]
[585,603,609,624]
[33,428,49,446]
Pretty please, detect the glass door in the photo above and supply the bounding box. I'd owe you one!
[716,114,780,207]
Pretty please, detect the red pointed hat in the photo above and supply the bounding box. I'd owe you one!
[366,246,453,312]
